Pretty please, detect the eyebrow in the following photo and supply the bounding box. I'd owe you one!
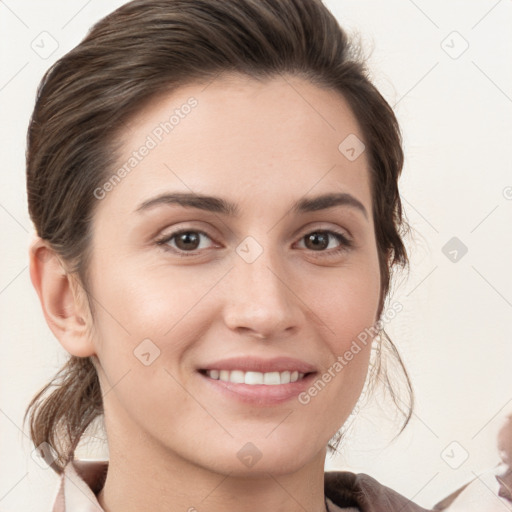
[135,191,368,220]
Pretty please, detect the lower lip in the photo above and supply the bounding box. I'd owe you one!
[198,371,317,405]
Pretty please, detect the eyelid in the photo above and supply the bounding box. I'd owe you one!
[293,218,353,239]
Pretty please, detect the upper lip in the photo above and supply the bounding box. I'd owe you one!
[199,356,317,374]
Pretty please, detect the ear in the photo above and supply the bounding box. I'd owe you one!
[29,235,96,358]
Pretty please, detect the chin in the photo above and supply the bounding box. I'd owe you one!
[200,436,322,477]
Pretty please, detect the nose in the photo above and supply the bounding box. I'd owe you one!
[222,245,303,340]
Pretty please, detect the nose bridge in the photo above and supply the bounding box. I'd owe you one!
[223,235,300,338]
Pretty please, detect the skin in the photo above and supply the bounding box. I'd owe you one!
[30,73,381,512]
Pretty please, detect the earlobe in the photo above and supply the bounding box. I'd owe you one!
[29,235,96,358]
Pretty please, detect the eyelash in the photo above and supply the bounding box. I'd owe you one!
[155,228,353,258]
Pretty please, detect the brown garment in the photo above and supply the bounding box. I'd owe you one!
[325,471,434,511]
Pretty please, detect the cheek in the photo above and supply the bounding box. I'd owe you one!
[310,262,381,349]
[293,263,380,416]
[92,257,219,338]
[88,262,223,397]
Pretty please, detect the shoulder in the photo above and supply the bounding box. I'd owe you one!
[325,470,434,512]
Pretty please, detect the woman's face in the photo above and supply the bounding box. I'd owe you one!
[85,73,381,475]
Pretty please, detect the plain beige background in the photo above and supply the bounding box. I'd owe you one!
[1,0,511,510]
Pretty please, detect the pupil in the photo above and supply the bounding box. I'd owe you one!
[307,233,328,250]
[177,232,199,250]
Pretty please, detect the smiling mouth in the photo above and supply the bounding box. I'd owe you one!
[199,369,313,385]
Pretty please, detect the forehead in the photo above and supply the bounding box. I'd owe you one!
[102,73,372,214]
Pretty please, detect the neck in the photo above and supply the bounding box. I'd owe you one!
[96,419,328,512]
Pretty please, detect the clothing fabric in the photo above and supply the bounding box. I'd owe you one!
[50,459,431,511]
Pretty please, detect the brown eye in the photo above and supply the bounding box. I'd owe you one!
[174,231,201,251]
[156,229,215,255]
[304,232,329,250]
[299,230,352,255]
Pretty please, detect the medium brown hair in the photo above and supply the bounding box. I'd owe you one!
[24,0,412,474]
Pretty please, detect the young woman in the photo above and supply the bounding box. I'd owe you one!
[24,0,431,510]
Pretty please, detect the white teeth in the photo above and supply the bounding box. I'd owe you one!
[230,370,245,383]
[205,369,306,385]
[263,372,281,385]
[244,371,263,385]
